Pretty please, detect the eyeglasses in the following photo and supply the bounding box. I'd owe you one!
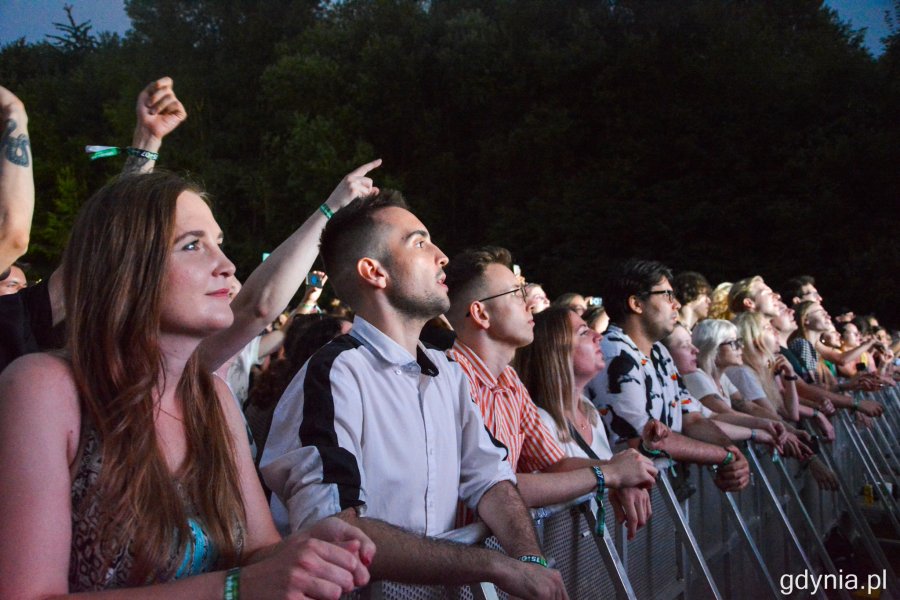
[641,289,677,302]
[466,285,528,317]
[719,339,744,350]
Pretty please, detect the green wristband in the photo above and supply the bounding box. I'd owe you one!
[224,567,240,600]
[720,450,735,467]
[518,554,548,567]
[591,465,607,536]
[319,203,335,219]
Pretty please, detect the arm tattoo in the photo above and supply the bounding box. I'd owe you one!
[122,154,151,174]
[1,119,30,167]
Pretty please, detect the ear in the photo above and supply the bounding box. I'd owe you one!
[468,301,491,330]
[743,298,755,311]
[357,257,387,290]
[627,295,644,315]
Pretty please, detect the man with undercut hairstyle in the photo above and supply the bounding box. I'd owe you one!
[672,271,711,330]
[587,259,751,492]
[443,246,658,539]
[261,194,568,599]
[728,275,781,318]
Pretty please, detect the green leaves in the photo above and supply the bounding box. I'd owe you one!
[4,0,899,323]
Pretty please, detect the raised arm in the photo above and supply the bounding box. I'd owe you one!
[123,77,187,175]
[198,159,381,372]
[0,86,34,273]
[815,337,876,368]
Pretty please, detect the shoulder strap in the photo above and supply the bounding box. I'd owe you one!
[567,421,601,461]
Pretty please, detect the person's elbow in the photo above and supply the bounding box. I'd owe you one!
[233,290,280,328]
[0,227,30,263]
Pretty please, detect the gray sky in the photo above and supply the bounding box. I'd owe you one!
[0,0,894,56]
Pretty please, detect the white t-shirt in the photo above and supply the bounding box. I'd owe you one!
[682,370,738,417]
[724,366,767,403]
[225,335,262,406]
[536,405,613,460]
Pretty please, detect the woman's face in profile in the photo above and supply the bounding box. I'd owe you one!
[159,191,236,338]
[570,311,605,379]
[666,325,698,375]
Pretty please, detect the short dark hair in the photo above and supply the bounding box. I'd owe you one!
[852,315,871,336]
[672,271,711,305]
[444,246,513,320]
[781,275,815,304]
[604,259,673,323]
[319,189,409,302]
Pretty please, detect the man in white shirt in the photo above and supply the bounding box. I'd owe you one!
[261,191,567,599]
[587,259,750,492]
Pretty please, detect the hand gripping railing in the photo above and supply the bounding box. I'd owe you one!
[342,399,900,599]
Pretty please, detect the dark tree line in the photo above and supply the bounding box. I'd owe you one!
[2,0,898,323]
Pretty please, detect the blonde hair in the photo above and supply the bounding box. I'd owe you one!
[692,319,738,382]
[728,276,763,316]
[708,282,733,320]
[732,311,782,412]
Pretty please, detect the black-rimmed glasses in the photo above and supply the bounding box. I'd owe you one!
[719,339,744,350]
[641,289,677,302]
[466,285,528,317]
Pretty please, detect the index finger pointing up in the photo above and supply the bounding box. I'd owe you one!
[350,158,382,177]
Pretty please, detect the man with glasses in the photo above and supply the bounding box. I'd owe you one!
[587,259,750,492]
[261,194,568,599]
[444,246,658,537]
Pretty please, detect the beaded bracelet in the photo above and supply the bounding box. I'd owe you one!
[224,567,240,600]
[518,554,548,567]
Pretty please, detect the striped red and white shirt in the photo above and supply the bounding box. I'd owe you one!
[447,340,565,473]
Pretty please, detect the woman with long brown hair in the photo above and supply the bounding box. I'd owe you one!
[514,307,666,539]
[0,172,373,597]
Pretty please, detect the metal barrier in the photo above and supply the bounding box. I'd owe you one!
[344,385,899,599]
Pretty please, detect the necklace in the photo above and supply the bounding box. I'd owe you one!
[568,409,590,431]
[157,405,183,422]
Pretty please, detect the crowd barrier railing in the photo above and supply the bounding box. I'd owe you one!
[344,385,899,599]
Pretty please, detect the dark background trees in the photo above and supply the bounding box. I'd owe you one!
[2,0,898,323]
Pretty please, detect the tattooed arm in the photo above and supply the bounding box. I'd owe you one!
[122,77,187,174]
[0,86,34,274]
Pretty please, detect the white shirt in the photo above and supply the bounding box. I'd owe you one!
[536,405,613,460]
[683,370,738,417]
[225,335,262,406]
[260,316,515,536]
[724,366,767,403]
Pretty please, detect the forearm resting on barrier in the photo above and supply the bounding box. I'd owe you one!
[336,506,568,599]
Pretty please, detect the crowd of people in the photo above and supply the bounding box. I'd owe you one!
[0,78,897,599]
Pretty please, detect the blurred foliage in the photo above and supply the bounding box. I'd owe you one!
[2,0,898,323]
